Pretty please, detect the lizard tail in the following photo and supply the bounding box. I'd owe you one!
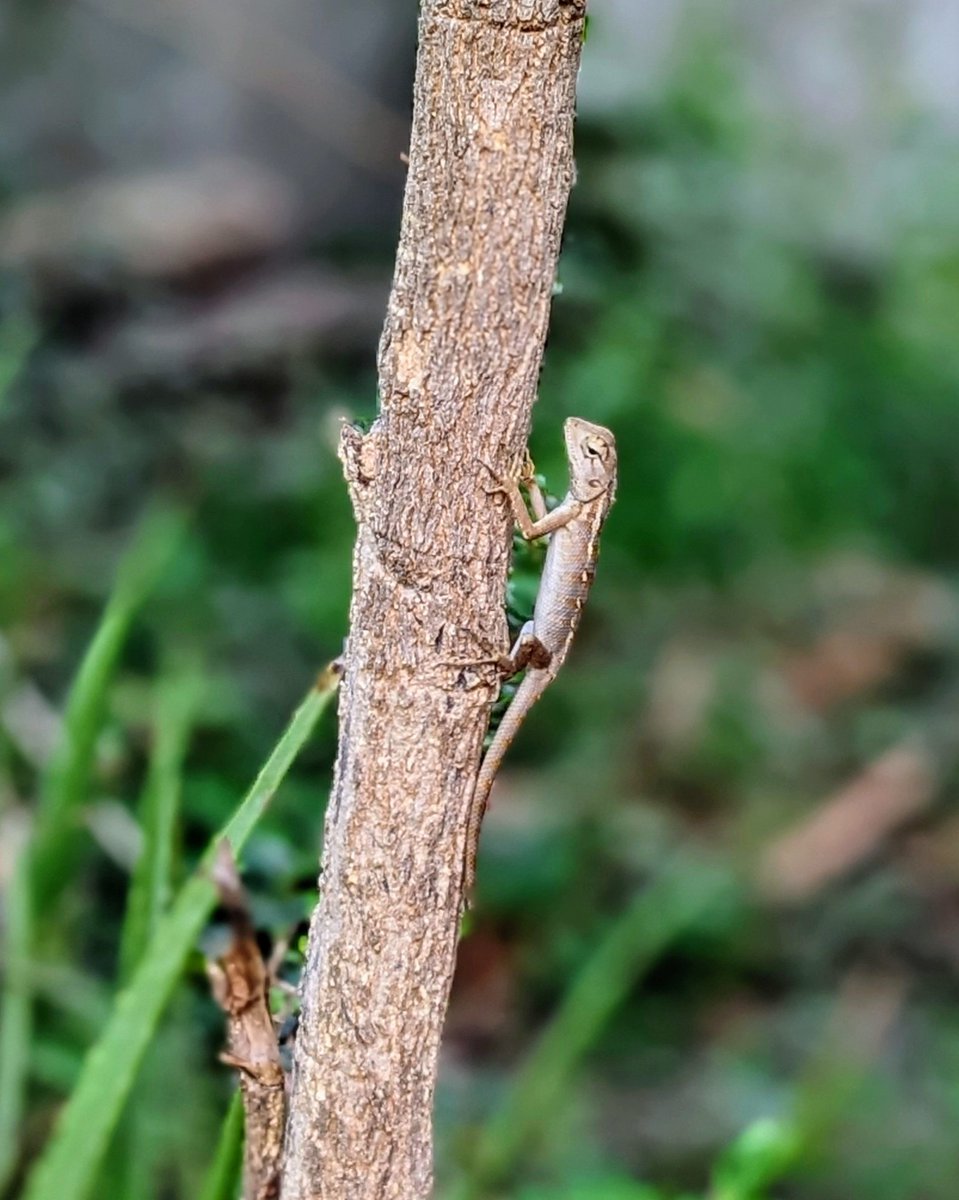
[462,672,546,897]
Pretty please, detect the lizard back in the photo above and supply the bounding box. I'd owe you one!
[533,486,614,673]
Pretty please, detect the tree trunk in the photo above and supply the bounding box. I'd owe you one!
[281,3,587,1197]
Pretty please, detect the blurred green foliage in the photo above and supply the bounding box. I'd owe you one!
[2,6,959,1200]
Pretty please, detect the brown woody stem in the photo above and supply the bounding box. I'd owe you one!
[282,4,587,1196]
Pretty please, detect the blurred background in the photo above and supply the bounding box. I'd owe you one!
[3,1,959,1197]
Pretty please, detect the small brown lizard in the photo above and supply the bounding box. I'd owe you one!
[464,416,618,896]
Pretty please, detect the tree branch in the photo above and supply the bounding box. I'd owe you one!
[208,846,286,1200]
[282,3,587,1196]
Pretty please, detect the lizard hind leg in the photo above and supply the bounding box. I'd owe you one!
[497,622,552,678]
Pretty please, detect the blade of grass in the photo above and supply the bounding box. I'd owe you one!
[709,1116,802,1200]
[22,666,339,1200]
[198,1092,244,1200]
[0,831,32,1192]
[113,667,203,1198]
[23,529,185,1190]
[119,668,203,981]
[31,506,187,911]
[454,858,735,1200]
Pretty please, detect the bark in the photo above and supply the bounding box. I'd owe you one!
[208,846,287,1200]
[281,3,587,1197]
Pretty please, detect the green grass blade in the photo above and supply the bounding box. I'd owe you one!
[31,507,187,910]
[0,835,32,1191]
[112,668,203,1198]
[22,668,339,1200]
[456,859,735,1199]
[198,1092,244,1200]
[709,1116,802,1200]
[216,670,338,855]
[119,669,203,982]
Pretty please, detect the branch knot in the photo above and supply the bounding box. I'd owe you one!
[339,422,379,520]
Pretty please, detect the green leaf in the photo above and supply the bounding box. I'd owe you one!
[22,669,339,1200]
[118,668,203,981]
[0,834,32,1191]
[710,1117,802,1200]
[198,1092,244,1200]
[31,506,187,911]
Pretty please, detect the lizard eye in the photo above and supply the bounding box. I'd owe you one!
[583,437,604,459]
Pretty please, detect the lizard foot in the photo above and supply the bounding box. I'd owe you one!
[498,631,551,677]
[479,449,534,495]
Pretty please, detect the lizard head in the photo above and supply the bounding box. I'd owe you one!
[564,417,617,502]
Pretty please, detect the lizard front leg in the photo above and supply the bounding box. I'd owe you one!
[482,460,582,540]
[517,452,549,523]
[503,481,583,540]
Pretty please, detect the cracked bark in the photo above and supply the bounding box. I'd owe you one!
[281,3,587,1197]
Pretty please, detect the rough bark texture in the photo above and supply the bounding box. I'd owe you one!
[281,3,587,1197]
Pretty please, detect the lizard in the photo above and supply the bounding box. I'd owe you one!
[463,416,618,897]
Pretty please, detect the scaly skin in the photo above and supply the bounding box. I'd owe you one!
[464,417,618,896]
